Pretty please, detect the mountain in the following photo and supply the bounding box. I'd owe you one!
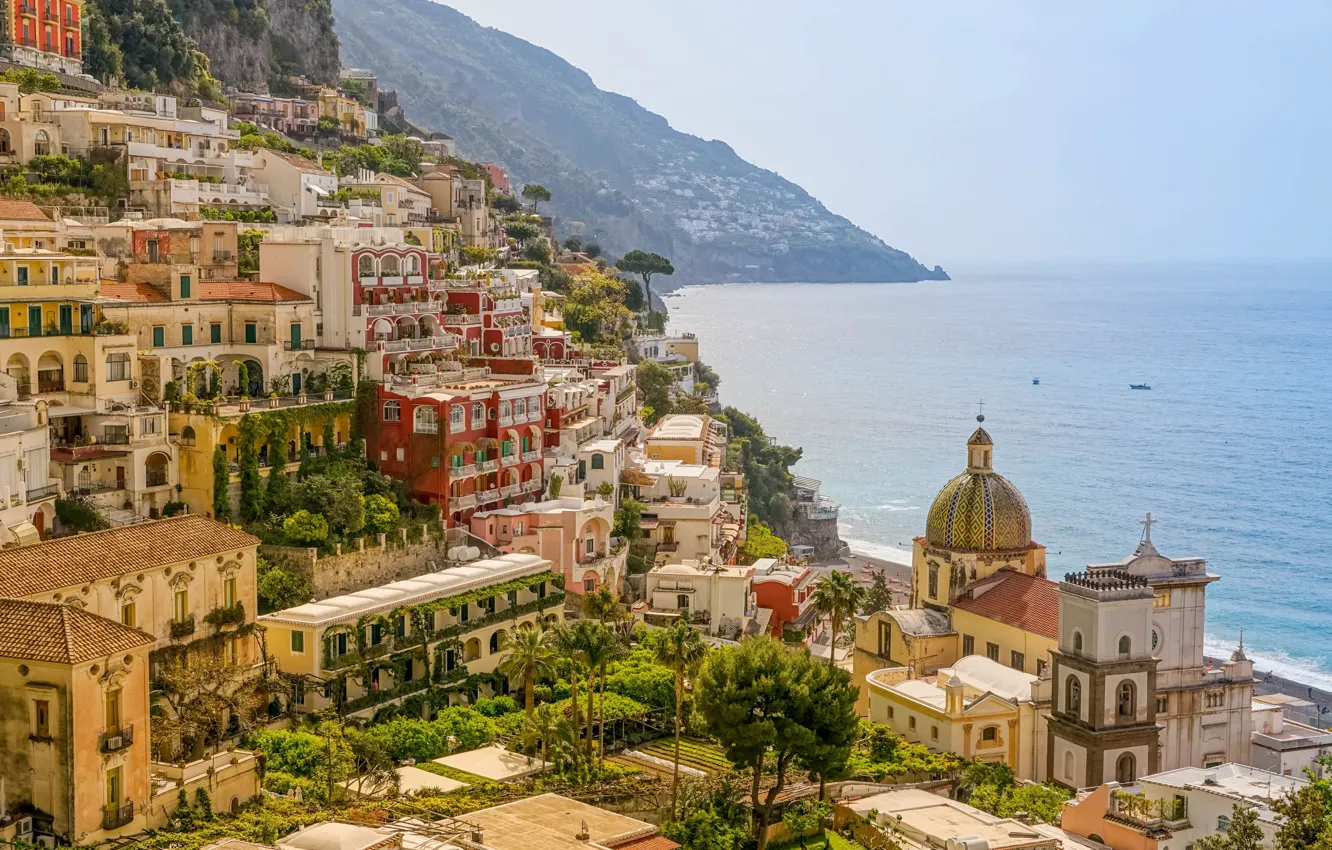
[331,0,946,285]
[167,0,340,93]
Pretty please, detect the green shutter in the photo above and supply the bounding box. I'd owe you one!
[28,306,42,336]
[182,325,193,345]
[180,275,191,298]
[290,323,301,348]
[152,326,164,347]
[245,323,256,344]
[58,305,72,335]
[79,304,92,334]
[0,308,9,338]
[210,323,222,343]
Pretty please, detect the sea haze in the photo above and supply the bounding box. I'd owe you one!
[666,263,1332,687]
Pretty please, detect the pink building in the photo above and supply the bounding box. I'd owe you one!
[469,496,625,595]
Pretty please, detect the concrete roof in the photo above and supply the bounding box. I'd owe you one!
[339,765,469,799]
[258,553,550,627]
[276,822,400,850]
[650,414,706,440]
[846,789,1062,850]
[641,460,716,480]
[944,655,1039,702]
[460,793,669,850]
[432,744,549,782]
[1140,763,1308,822]
[885,608,955,637]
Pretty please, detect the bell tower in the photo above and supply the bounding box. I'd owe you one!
[1046,569,1161,790]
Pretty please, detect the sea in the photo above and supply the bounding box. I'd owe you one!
[664,262,1332,688]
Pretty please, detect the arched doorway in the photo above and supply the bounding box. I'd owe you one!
[1115,752,1136,784]
[145,452,170,488]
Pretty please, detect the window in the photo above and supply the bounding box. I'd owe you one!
[383,400,401,421]
[962,635,974,656]
[489,631,501,653]
[909,716,916,731]
[887,706,894,719]
[121,602,136,627]
[0,307,8,338]
[471,403,484,427]
[369,623,382,646]
[586,537,595,555]
[1218,816,1231,833]
[431,456,439,468]
[414,406,438,434]
[358,254,374,277]
[73,354,87,382]
[33,699,50,738]
[173,588,189,622]
[1066,675,1081,714]
[140,417,158,435]
[152,325,165,347]
[180,274,191,298]
[1154,590,1171,608]
[450,406,464,429]
[1119,635,1132,659]
[210,322,222,343]
[591,453,604,470]
[1064,750,1075,782]
[291,630,305,653]
[986,642,999,662]
[1157,695,1169,713]
[1115,752,1136,784]
[224,577,236,608]
[106,688,121,732]
[290,323,302,348]
[1011,650,1025,671]
[981,725,997,741]
[1073,630,1084,653]
[181,324,193,345]
[460,604,469,623]
[676,593,689,608]
[1118,681,1135,717]
[396,448,404,461]
[244,322,256,344]
[1152,629,1161,651]
[927,563,939,598]
[930,725,938,740]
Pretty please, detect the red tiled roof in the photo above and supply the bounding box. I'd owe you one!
[0,599,154,663]
[950,569,1059,640]
[197,281,311,302]
[100,280,169,302]
[607,836,679,850]
[0,200,52,221]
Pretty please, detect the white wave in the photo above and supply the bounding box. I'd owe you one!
[1205,634,1332,692]
[843,537,914,567]
[870,504,920,512]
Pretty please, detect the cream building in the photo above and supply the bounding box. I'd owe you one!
[641,559,759,639]
[259,553,565,720]
[252,149,339,222]
[865,655,1049,781]
[632,459,732,565]
[644,413,725,467]
[0,392,57,541]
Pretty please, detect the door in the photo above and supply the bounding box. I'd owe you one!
[58,305,72,335]
[290,323,301,349]
[80,304,93,334]
[28,306,41,336]
[16,266,27,285]
[291,371,301,394]
[115,467,125,490]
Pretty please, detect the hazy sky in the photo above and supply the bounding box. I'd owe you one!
[442,1,1331,266]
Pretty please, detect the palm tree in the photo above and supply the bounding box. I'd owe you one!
[524,702,572,771]
[551,624,583,737]
[576,621,619,764]
[498,626,557,752]
[651,620,708,821]
[812,570,867,668]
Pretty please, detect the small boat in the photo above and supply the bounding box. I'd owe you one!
[1130,384,1152,390]
[1032,378,1040,385]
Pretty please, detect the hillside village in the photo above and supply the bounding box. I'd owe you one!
[0,18,1323,850]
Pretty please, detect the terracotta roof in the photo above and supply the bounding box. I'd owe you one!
[0,515,260,598]
[0,598,153,663]
[260,148,331,176]
[100,280,169,302]
[950,569,1059,640]
[376,173,428,194]
[0,199,52,221]
[197,280,311,302]
[607,837,679,850]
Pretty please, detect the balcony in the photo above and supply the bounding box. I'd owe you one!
[381,275,403,286]
[26,483,58,501]
[406,274,424,284]
[521,450,541,463]
[449,463,477,478]
[452,493,477,509]
[476,488,500,504]
[443,313,482,326]
[657,542,679,553]
[170,615,196,639]
[103,801,134,831]
[100,724,134,752]
[213,249,233,262]
[286,339,315,351]
[498,414,514,427]
[523,479,543,493]
[476,459,499,473]
[500,453,518,467]
[500,483,520,499]
[1108,791,1189,828]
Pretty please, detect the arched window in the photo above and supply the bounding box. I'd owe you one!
[72,354,88,383]
[180,425,196,447]
[514,398,526,417]
[383,400,401,422]
[981,725,998,742]
[489,630,505,653]
[1066,675,1081,715]
[1119,635,1132,659]
[380,254,400,276]
[1073,630,1084,653]
[927,563,939,599]
[1064,750,1075,782]
[1118,681,1135,718]
[414,406,438,434]
[408,254,421,275]
[471,403,484,426]
[499,400,510,418]
[358,254,375,277]
[590,453,604,470]
[105,351,130,381]
[1116,752,1136,784]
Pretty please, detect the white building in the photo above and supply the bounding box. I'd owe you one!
[641,559,759,640]
[1251,695,1332,777]
[0,392,57,543]
[253,149,339,222]
[845,788,1096,850]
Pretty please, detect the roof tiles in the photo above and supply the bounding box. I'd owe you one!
[950,569,1059,640]
[0,598,154,663]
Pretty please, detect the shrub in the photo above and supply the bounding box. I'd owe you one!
[283,510,329,545]
[363,494,400,535]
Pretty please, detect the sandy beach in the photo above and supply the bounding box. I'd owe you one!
[820,550,914,608]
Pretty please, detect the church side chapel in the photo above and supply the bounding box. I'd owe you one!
[854,417,1254,783]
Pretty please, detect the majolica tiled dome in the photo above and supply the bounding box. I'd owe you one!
[925,425,1032,552]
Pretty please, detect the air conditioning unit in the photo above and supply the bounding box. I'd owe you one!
[129,379,138,389]
[105,735,122,750]
[16,817,33,838]
[36,835,55,848]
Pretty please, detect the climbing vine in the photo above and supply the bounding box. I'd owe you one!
[212,445,231,520]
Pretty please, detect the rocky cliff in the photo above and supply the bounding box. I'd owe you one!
[332,0,946,285]
[168,0,341,93]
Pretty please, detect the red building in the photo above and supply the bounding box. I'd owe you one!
[354,244,461,381]
[481,163,511,195]
[369,373,547,527]
[436,278,531,359]
[752,560,818,637]
[9,0,82,74]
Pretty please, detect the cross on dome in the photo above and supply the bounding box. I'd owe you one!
[1140,512,1157,545]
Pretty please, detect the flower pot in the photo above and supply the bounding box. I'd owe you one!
[238,399,250,413]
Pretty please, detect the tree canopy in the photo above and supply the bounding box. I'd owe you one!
[616,250,674,309]
[522,183,551,212]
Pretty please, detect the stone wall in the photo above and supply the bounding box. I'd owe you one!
[261,527,457,600]
[783,515,845,561]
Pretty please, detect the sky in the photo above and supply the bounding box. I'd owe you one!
[442,1,1332,266]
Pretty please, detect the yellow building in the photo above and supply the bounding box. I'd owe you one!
[318,89,366,137]
[0,598,155,845]
[644,413,726,466]
[259,553,566,720]
[865,655,1048,780]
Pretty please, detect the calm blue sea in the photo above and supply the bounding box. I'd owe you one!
[665,263,1332,686]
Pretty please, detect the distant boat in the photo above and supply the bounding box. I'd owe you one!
[1032,378,1040,385]
[1130,384,1152,390]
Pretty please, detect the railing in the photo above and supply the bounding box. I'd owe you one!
[170,616,196,639]
[521,450,541,463]
[500,453,518,467]
[449,463,477,478]
[145,472,168,488]
[498,414,514,427]
[443,313,481,325]
[476,488,499,504]
[500,484,520,498]
[100,724,133,752]
[1109,791,1188,826]
[286,339,315,351]
[523,479,543,493]
[213,249,233,262]
[102,801,134,830]
[657,542,679,553]
[25,483,58,501]
[476,459,498,473]
[452,493,477,509]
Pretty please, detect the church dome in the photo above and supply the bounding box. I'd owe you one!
[925,423,1033,552]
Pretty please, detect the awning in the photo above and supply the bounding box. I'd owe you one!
[7,521,40,547]
[307,183,331,197]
